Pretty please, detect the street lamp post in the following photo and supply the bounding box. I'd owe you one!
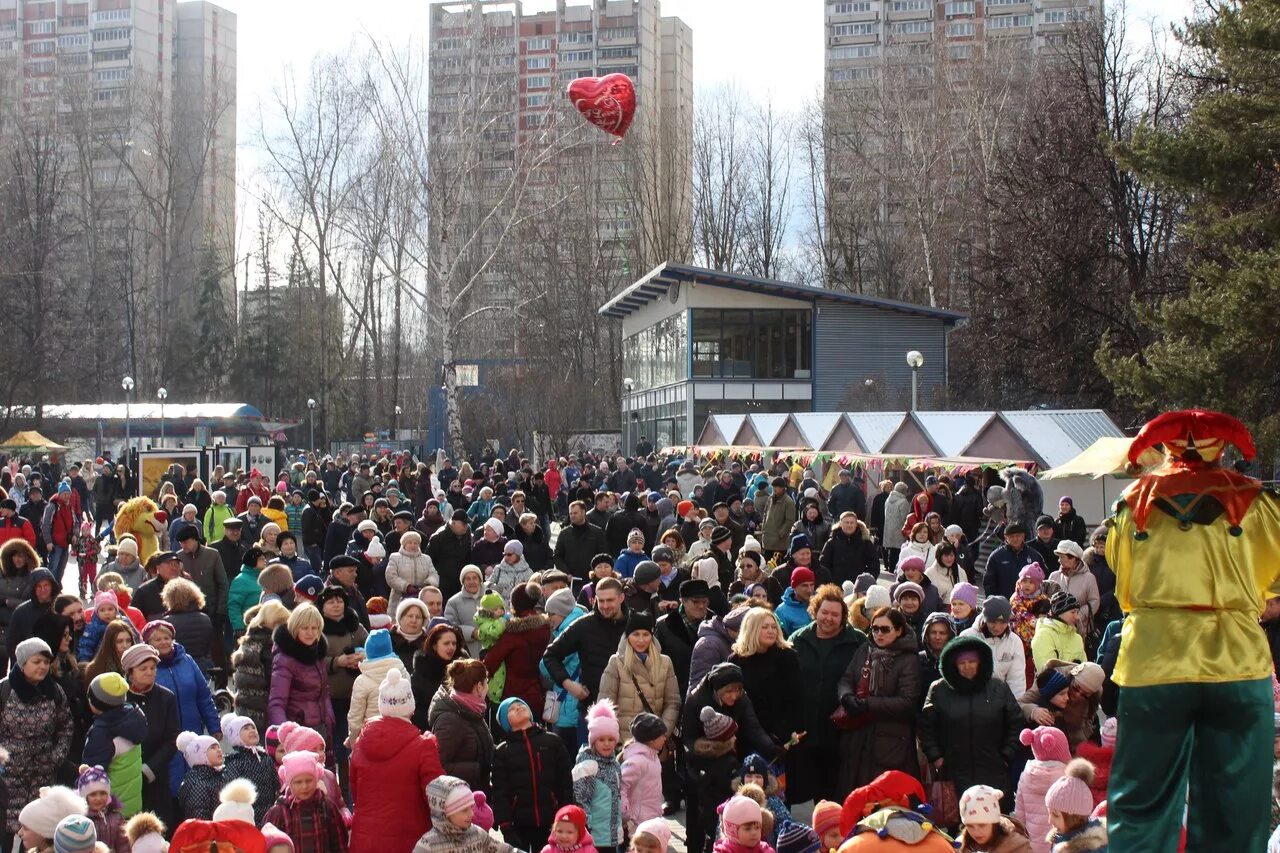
[122,376,134,453]
[622,378,635,455]
[157,387,167,445]
[906,351,924,411]
[307,398,317,453]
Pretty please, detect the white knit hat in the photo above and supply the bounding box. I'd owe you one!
[395,597,429,626]
[116,537,138,557]
[695,557,720,588]
[377,668,415,720]
[485,517,504,537]
[865,585,891,611]
[365,537,386,561]
[741,535,763,556]
[19,787,87,840]
[219,713,256,749]
[211,779,256,825]
[959,784,1003,825]
[176,732,219,768]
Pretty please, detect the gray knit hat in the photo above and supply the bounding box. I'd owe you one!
[545,587,578,619]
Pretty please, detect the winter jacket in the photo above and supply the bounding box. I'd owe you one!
[598,634,680,735]
[882,487,911,550]
[1030,618,1086,672]
[178,764,227,820]
[203,502,234,543]
[515,523,552,572]
[349,715,445,853]
[539,604,588,731]
[819,522,880,586]
[88,806,129,853]
[129,683,179,827]
[950,484,985,542]
[268,623,335,741]
[1014,759,1066,853]
[682,669,779,772]
[836,631,923,795]
[427,691,494,792]
[620,741,663,826]
[1074,740,1113,808]
[774,587,813,638]
[324,519,354,569]
[918,636,1024,797]
[414,777,517,853]
[1016,660,1100,752]
[491,724,574,829]
[1055,510,1088,547]
[787,621,865,803]
[731,643,804,749]
[653,608,700,696]
[227,565,263,632]
[1047,563,1100,639]
[984,544,1039,600]
[446,587,485,658]
[231,624,275,732]
[961,621,1027,699]
[155,643,220,795]
[428,526,474,600]
[489,555,532,604]
[761,492,798,553]
[410,652,452,732]
[5,567,60,662]
[688,615,733,696]
[165,607,214,664]
[386,550,439,611]
[83,702,148,817]
[1049,820,1108,853]
[0,538,37,641]
[322,612,368,701]
[890,572,946,617]
[573,745,623,847]
[828,481,867,521]
[77,613,111,662]
[483,612,551,717]
[225,746,278,825]
[348,655,409,746]
[177,544,227,621]
[542,606,629,705]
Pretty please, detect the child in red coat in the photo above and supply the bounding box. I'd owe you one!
[1074,717,1114,809]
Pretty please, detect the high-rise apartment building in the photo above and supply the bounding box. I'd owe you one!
[0,0,237,315]
[822,0,1100,300]
[428,0,692,352]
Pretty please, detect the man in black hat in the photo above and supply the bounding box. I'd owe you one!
[301,489,327,570]
[427,509,473,599]
[709,525,736,588]
[134,551,183,620]
[323,503,361,568]
[327,555,369,628]
[655,578,710,697]
[175,525,226,625]
[711,502,744,558]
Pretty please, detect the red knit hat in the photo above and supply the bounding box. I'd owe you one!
[677,500,695,518]
[839,770,927,836]
[552,805,588,841]
[790,567,815,588]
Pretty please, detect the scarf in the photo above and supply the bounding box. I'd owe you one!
[452,690,486,715]
[7,663,60,702]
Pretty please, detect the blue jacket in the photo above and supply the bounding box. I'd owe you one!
[775,587,813,638]
[276,553,313,583]
[77,613,109,662]
[613,549,647,580]
[83,702,149,768]
[983,543,1040,599]
[156,642,220,795]
[540,605,588,729]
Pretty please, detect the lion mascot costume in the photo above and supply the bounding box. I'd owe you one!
[112,496,164,564]
[1106,410,1280,852]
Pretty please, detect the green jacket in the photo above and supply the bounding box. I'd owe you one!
[227,565,263,632]
[203,502,234,543]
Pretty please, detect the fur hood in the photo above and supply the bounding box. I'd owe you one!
[828,519,873,540]
[272,622,328,664]
[1050,819,1108,852]
[504,612,548,634]
[0,538,39,578]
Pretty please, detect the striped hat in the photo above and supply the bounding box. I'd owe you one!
[53,815,96,853]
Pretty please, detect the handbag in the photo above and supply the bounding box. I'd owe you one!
[829,705,858,731]
[926,765,960,829]
[631,671,676,762]
[542,688,562,725]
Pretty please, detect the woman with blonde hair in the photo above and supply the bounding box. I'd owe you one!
[255,522,282,558]
[728,606,803,750]
[268,602,335,756]
[598,609,680,736]
[230,600,290,732]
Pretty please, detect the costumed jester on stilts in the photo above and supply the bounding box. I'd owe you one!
[1105,409,1280,852]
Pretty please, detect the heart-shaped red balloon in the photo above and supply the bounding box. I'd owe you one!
[567,73,637,140]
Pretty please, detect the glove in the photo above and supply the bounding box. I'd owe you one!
[841,694,867,715]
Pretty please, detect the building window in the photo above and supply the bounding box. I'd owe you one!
[946,21,975,36]
[562,30,593,43]
[944,1,975,16]
[948,43,973,58]
[623,312,689,392]
[26,59,54,73]
[599,46,636,58]
[691,309,812,380]
[525,93,546,106]
[526,56,550,70]
[831,44,879,59]
[833,1,873,12]
[1043,10,1067,23]
[892,20,932,34]
[988,14,1033,28]
[986,0,1024,4]
[833,22,877,36]
[58,33,89,49]
[96,68,127,82]
[93,9,132,22]
[599,27,636,40]
[92,28,129,42]
[562,49,592,62]
[26,39,55,55]
[95,48,130,61]
[832,66,879,81]
[526,36,551,50]
[526,75,550,89]
[891,0,930,10]
[29,20,54,34]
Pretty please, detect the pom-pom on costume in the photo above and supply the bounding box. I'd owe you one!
[836,771,955,852]
[1106,410,1280,852]
[112,498,164,565]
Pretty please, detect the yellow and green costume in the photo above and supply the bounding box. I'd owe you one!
[1106,410,1280,852]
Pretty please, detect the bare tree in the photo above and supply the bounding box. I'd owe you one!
[741,98,795,279]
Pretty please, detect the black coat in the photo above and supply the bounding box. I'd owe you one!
[323,519,353,568]
[681,670,778,769]
[1055,511,1088,547]
[490,726,574,829]
[819,523,880,586]
[132,577,170,621]
[918,635,1024,797]
[605,508,648,556]
[869,490,890,538]
[828,481,867,522]
[515,523,552,572]
[835,631,922,797]
[410,651,451,732]
[729,645,803,748]
[214,538,247,587]
[427,525,473,600]
[542,607,629,703]
[951,485,985,542]
[131,684,179,828]
[787,622,865,804]
[301,505,328,549]
[654,610,701,696]
[165,607,213,662]
[552,521,607,582]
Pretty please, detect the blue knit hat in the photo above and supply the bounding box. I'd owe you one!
[363,629,394,662]
[496,697,531,733]
[53,815,96,853]
[775,820,820,853]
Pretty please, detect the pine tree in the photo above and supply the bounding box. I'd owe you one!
[1100,0,1280,461]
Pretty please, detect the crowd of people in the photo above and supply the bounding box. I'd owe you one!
[0,444,1267,853]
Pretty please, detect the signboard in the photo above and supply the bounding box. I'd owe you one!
[138,449,205,501]
[248,446,277,483]
[206,446,249,479]
[456,364,480,387]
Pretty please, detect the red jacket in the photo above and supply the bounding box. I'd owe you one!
[544,463,562,501]
[1075,740,1113,808]
[235,482,271,514]
[48,495,75,548]
[483,612,551,716]
[0,516,36,548]
[349,716,445,853]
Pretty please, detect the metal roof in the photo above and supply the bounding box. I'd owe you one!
[25,403,270,421]
[599,262,968,323]
[746,414,790,447]
[914,411,998,457]
[845,412,908,453]
[711,414,746,446]
[999,410,1125,469]
[792,413,844,448]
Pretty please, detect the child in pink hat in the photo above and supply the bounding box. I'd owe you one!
[263,753,347,853]
[1014,726,1070,853]
[1045,759,1107,851]
[714,795,775,853]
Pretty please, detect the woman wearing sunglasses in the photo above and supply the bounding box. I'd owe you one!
[834,606,922,798]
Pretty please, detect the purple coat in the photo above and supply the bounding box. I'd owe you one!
[687,615,732,696]
[268,624,335,740]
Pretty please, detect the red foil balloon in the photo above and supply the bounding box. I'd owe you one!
[567,73,637,141]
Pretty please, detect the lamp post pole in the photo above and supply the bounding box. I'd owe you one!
[622,378,635,454]
[906,351,924,412]
[157,387,168,444]
[307,398,317,453]
[122,376,134,453]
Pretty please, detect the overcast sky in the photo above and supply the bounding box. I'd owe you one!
[220,0,1197,213]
